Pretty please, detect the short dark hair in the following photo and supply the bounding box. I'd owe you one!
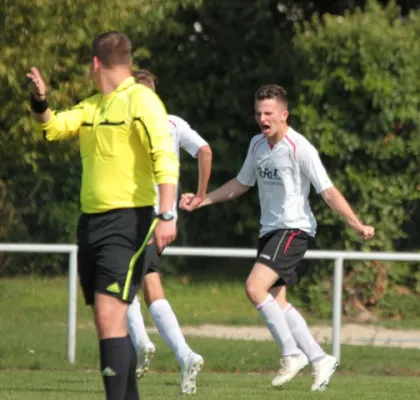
[131,69,157,86]
[255,84,288,108]
[91,31,132,68]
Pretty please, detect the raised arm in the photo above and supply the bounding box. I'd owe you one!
[176,117,213,208]
[27,67,83,140]
[196,144,212,199]
[27,67,50,124]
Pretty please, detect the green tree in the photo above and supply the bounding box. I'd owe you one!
[0,0,201,275]
[293,0,420,251]
[292,0,420,317]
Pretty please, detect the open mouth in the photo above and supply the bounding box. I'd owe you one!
[261,124,270,135]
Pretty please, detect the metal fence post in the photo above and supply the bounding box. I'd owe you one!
[67,247,78,364]
[332,257,344,362]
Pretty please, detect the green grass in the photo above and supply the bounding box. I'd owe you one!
[0,372,419,400]
[1,332,420,375]
[2,276,420,328]
[1,276,420,399]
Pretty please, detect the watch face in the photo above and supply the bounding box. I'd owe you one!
[161,211,174,221]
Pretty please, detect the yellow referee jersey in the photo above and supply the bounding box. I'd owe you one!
[32,77,179,213]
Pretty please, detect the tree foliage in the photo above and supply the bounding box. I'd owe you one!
[0,0,201,274]
[291,0,420,317]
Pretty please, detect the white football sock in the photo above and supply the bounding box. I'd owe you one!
[149,299,192,364]
[257,294,301,356]
[284,304,326,362]
[127,295,152,353]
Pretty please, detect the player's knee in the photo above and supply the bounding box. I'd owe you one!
[245,279,261,305]
[94,297,127,337]
[95,306,116,328]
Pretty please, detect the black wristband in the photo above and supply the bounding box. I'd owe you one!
[30,93,49,113]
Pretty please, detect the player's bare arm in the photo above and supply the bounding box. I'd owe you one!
[180,178,250,211]
[26,67,50,123]
[321,186,375,240]
[196,144,212,199]
[184,144,213,210]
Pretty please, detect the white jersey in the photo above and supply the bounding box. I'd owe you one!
[236,126,333,237]
[154,114,208,219]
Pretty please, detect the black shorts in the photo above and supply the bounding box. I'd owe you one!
[257,229,309,287]
[77,207,155,305]
[143,242,161,275]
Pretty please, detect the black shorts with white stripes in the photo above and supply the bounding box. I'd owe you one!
[256,229,309,287]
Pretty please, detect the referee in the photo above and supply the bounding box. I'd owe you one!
[27,31,179,400]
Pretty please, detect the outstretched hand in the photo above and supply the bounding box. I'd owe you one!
[179,193,203,211]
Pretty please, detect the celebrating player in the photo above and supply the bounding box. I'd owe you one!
[180,84,374,391]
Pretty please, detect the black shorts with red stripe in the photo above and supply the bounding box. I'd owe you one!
[256,229,309,287]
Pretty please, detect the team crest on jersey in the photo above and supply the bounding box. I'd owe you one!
[257,167,282,183]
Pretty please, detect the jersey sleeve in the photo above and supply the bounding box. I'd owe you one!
[298,142,333,193]
[31,103,85,140]
[133,88,179,185]
[172,116,208,158]
[236,139,257,187]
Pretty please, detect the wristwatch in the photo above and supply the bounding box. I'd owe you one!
[157,211,175,221]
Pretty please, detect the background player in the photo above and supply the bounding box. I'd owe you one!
[127,69,212,395]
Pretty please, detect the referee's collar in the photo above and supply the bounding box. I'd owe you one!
[103,77,136,99]
[115,76,136,93]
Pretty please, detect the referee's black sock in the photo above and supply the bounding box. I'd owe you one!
[125,336,140,400]
[100,336,135,400]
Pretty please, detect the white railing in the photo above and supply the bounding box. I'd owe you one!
[1,243,420,364]
[0,243,78,364]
